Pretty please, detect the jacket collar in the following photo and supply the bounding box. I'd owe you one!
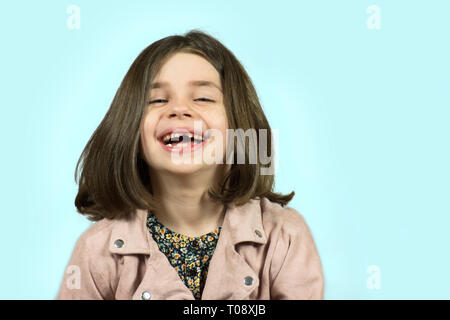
[108,198,268,255]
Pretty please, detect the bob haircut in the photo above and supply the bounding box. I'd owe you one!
[75,29,294,221]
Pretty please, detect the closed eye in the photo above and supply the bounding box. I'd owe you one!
[148,99,167,104]
[195,98,215,102]
[148,98,215,104]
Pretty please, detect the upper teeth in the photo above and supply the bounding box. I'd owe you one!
[161,132,203,144]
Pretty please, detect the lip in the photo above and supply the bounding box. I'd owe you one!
[157,126,209,153]
[157,126,205,141]
[159,137,209,153]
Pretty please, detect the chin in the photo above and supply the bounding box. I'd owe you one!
[160,162,211,175]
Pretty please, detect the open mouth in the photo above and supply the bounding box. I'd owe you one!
[157,128,209,151]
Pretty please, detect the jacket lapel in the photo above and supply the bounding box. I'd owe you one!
[108,211,151,255]
[133,236,197,300]
[201,199,268,300]
[109,210,196,299]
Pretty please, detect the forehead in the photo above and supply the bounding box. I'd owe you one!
[150,80,222,93]
[150,52,222,92]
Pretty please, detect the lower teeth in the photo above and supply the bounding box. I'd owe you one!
[166,141,204,147]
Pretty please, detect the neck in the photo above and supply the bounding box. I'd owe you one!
[149,167,227,237]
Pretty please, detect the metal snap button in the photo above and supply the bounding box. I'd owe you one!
[141,291,152,300]
[254,229,262,238]
[244,276,254,286]
[114,239,124,248]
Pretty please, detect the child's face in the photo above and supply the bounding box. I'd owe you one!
[140,52,229,176]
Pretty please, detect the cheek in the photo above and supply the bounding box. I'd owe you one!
[209,117,228,151]
[140,113,158,152]
[210,107,229,134]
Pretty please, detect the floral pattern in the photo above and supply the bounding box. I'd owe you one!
[146,211,222,300]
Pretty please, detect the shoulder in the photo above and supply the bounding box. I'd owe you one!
[72,210,151,256]
[258,198,324,299]
[72,217,117,256]
[58,218,122,299]
[79,217,116,242]
[259,197,310,236]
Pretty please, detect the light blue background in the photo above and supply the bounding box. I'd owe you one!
[1,0,448,299]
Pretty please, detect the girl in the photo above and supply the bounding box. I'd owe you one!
[57,29,324,300]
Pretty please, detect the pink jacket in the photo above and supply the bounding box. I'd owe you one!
[56,197,324,300]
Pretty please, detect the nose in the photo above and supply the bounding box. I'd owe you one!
[166,103,192,119]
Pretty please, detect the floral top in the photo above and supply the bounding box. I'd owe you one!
[146,211,222,300]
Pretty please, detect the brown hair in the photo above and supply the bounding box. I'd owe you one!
[75,29,294,221]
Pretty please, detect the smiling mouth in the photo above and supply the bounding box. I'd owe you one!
[160,132,205,147]
[157,129,209,151]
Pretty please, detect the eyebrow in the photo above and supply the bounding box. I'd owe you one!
[150,80,222,93]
